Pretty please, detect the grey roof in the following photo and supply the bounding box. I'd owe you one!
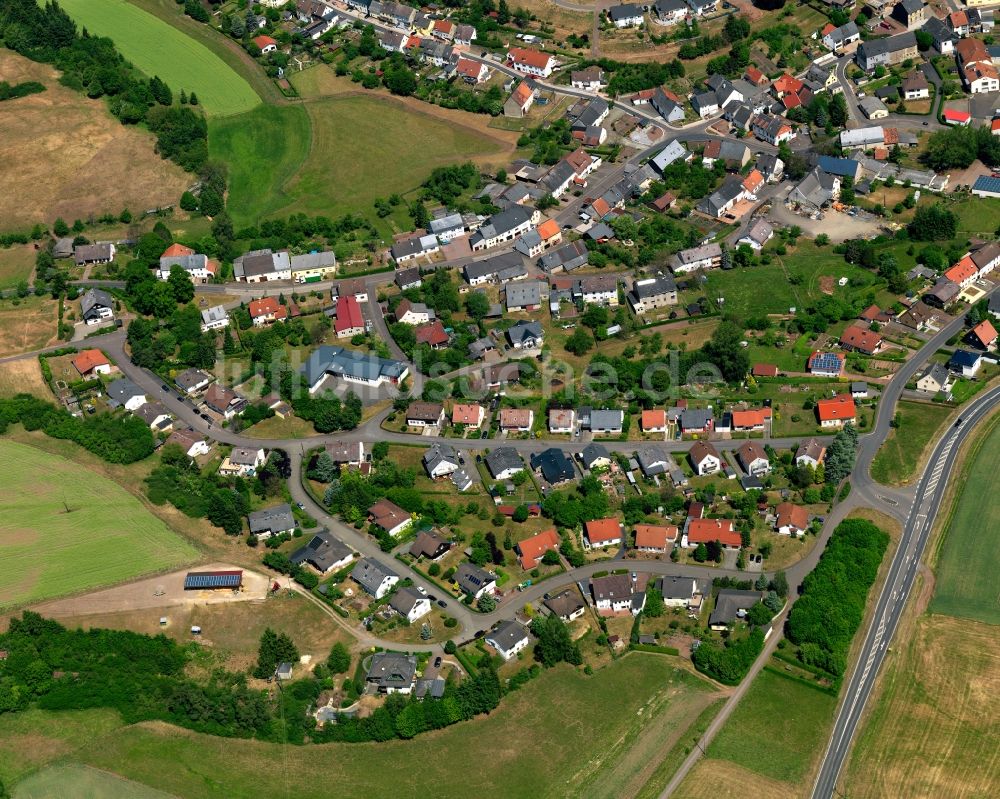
[860,96,889,117]
[351,557,399,595]
[366,652,416,690]
[175,368,212,391]
[922,17,954,47]
[80,288,113,317]
[74,243,114,264]
[656,576,698,600]
[395,266,421,287]
[651,140,688,173]
[464,251,525,282]
[289,251,337,271]
[631,274,677,299]
[590,573,633,603]
[635,444,670,476]
[301,345,407,387]
[474,205,533,241]
[389,586,427,617]
[429,213,464,235]
[506,280,542,309]
[709,589,762,626]
[455,562,496,595]
[234,249,291,279]
[485,446,523,477]
[106,378,144,405]
[742,219,773,246]
[896,0,923,14]
[919,362,950,387]
[545,589,585,618]
[569,98,609,130]
[201,305,228,325]
[530,447,576,483]
[134,402,171,426]
[539,240,589,272]
[506,320,544,347]
[248,504,295,535]
[698,174,746,217]
[857,31,917,63]
[291,531,354,572]
[423,442,460,473]
[590,408,624,430]
[160,253,208,273]
[414,676,446,698]
[789,167,839,210]
[608,3,643,21]
[586,223,616,241]
[680,408,713,428]
[580,442,611,469]
[229,446,263,466]
[487,619,529,651]
[674,242,722,268]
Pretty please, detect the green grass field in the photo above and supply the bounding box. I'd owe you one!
[0,440,198,609]
[870,400,952,485]
[0,246,35,289]
[705,241,882,319]
[929,417,1000,624]
[214,91,507,230]
[704,667,837,784]
[14,763,175,799]
[57,0,259,117]
[56,654,719,799]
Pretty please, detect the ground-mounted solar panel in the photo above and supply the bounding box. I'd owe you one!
[184,571,243,590]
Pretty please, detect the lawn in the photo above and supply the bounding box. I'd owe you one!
[0,440,199,609]
[705,241,881,320]
[929,416,1000,625]
[0,359,51,400]
[702,668,837,785]
[14,763,175,799]
[0,246,34,288]
[843,615,1000,798]
[60,654,721,799]
[870,400,953,485]
[58,0,260,117]
[216,77,508,230]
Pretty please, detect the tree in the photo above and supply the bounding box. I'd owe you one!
[512,504,529,523]
[693,542,708,562]
[465,291,490,321]
[746,601,774,626]
[771,570,789,597]
[644,587,666,618]
[52,217,69,237]
[167,264,195,304]
[829,92,848,128]
[252,628,299,679]
[908,204,957,241]
[530,615,582,666]
[564,327,594,356]
[701,321,750,383]
[199,185,224,217]
[541,549,561,566]
[327,642,351,674]
[310,451,340,482]
[477,593,497,612]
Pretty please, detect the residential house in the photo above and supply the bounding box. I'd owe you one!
[106,379,146,411]
[590,573,640,613]
[506,47,556,78]
[390,234,440,263]
[916,362,953,394]
[697,174,748,219]
[634,524,678,553]
[504,79,538,118]
[641,409,667,433]
[505,279,545,310]
[219,446,265,477]
[584,517,623,549]
[415,319,449,349]
[290,532,354,574]
[394,266,422,291]
[395,299,434,325]
[500,408,534,432]
[203,384,246,419]
[248,504,296,541]
[135,402,172,432]
[302,346,409,392]
[701,139,751,170]
[957,38,1000,93]
[653,0,689,25]
[751,114,795,146]
[366,652,416,694]
[464,251,527,285]
[73,243,115,266]
[585,408,625,435]
[795,438,826,468]
[368,499,412,537]
[452,403,486,428]
[506,320,544,349]
[80,288,114,325]
[949,349,983,377]
[454,23,476,45]
[325,440,366,467]
[539,240,589,273]
[531,448,575,485]
[922,16,955,55]
[901,71,930,99]
[429,213,466,243]
[233,248,292,282]
[855,31,918,71]
[738,219,774,251]
[967,319,998,350]
[409,531,451,561]
[544,589,586,621]
[840,325,884,355]
[815,394,857,428]
[455,562,497,599]
[71,348,111,377]
[684,518,741,549]
[516,528,561,568]
[470,206,538,251]
[174,369,215,394]
[651,140,690,173]
[823,20,861,50]
[731,407,771,432]
[736,441,770,476]
[788,167,840,212]
[291,250,338,282]
[635,444,671,477]
[248,297,288,326]
[657,576,702,609]
[680,408,713,434]
[352,557,400,599]
[253,34,278,53]
[672,243,722,274]
[157,243,216,282]
[200,305,229,332]
[809,351,847,378]
[166,427,210,458]
[485,620,530,660]
[578,274,619,306]
[423,442,461,478]
[923,279,961,308]
[389,587,431,623]
[891,0,926,30]
[454,56,490,83]
[485,447,524,480]
[549,408,576,434]
[628,274,678,313]
[860,96,889,119]
[608,3,644,27]
[709,589,762,629]
[406,401,445,428]
[689,441,722,475]
[571,65,606,90]
[579,443,612,471]
[334,295,365,338]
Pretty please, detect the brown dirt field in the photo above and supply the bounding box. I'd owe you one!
[0,296,59,355]
[840,615,1000,799]
[0,244,36,288]
[0,358,51,399]
[0,51,190,231]
[675,758,800,799]
[517,0,593,40]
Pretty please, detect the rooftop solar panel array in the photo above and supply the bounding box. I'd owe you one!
[810,352,842,371]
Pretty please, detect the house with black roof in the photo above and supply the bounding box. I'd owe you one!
[530,447,576,484]
[248,504,296,540]
[366,652,417,694]
[290,531,354,573]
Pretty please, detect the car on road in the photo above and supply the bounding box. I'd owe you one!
[433,656,442,668]
[437,599,448,608]
[200,413,210,421]
[428,594,437,602]
[161,384,169,391]
[296,502,305,509]
[474,630,486,639]
[922,121,929,126]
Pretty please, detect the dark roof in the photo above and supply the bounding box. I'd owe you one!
[544,589,585,618]
[184,570,243,589]
[949,349,981,369]
[455,562,495,595]
[248,504,295,534]
[529,447,576,483]
[366,652,416,689]
[290,532,354,572]
[709,589,762,626]
[580,442,611,468]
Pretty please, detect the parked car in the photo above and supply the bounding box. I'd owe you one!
[437,599,448,608]
[433,656,442,668]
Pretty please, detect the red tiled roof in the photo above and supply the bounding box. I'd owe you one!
[161,243,195,258]
[641,409,666,430]
[415,319,449,346]
[537,219,561,240]
[507,47,553,70]
[253,35,278,49]
[511,80,535,106]
[775,502,809,532]
[517,528,560,568]
[773,73,804,95]
[72,348,109,375]
[686,519,740,548]
[816,394,856,423]
[970,319,998,347]
[455,57,484,80]
[634,524,678,549]
[499,408,533,428]
[752,363,778,377]
[840,324,883,354]
[335,295,364,334]
[731,408,771,429]
[248,297,287,320]
[585,517,622,545]
[452,403,484,425]
[944,257,977,284]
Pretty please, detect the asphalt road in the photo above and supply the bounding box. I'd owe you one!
[811,382,1000,799]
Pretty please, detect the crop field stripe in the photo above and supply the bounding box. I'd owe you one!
[56,0,260,117]
[0,440,199,609]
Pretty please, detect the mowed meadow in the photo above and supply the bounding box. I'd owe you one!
[57,0,260,117]
[0,440,198,609]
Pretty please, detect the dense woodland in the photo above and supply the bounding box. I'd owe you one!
[0,0,208,172]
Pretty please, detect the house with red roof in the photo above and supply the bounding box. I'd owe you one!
[334,295,364,338]
[452,403,486,427]
[72,348,111,377]
[634,524,678,553]
[943,108,971,126]
[507,47,556,77]
[731,407,771,432]
[584,517,623,549]
[744,66,768,86]
[516,528,561,568]
[454,56,490,84]
[248,297,288,327]
[774,503,809,536]
[253,35,278,54]
[432,19,455,39]
[752,363,778,378]
[944,256,978,288]
[504,79,537,118]
[641,409,667,432]
[684,518,741,549]
[816,394,856,428]
[415,319,450,349]
[967,319,998,351]
[839,324,884,355]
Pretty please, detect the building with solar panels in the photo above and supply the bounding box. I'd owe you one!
[971,175,1000,199]
[807,351,846,378]
[184,570,243,591]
